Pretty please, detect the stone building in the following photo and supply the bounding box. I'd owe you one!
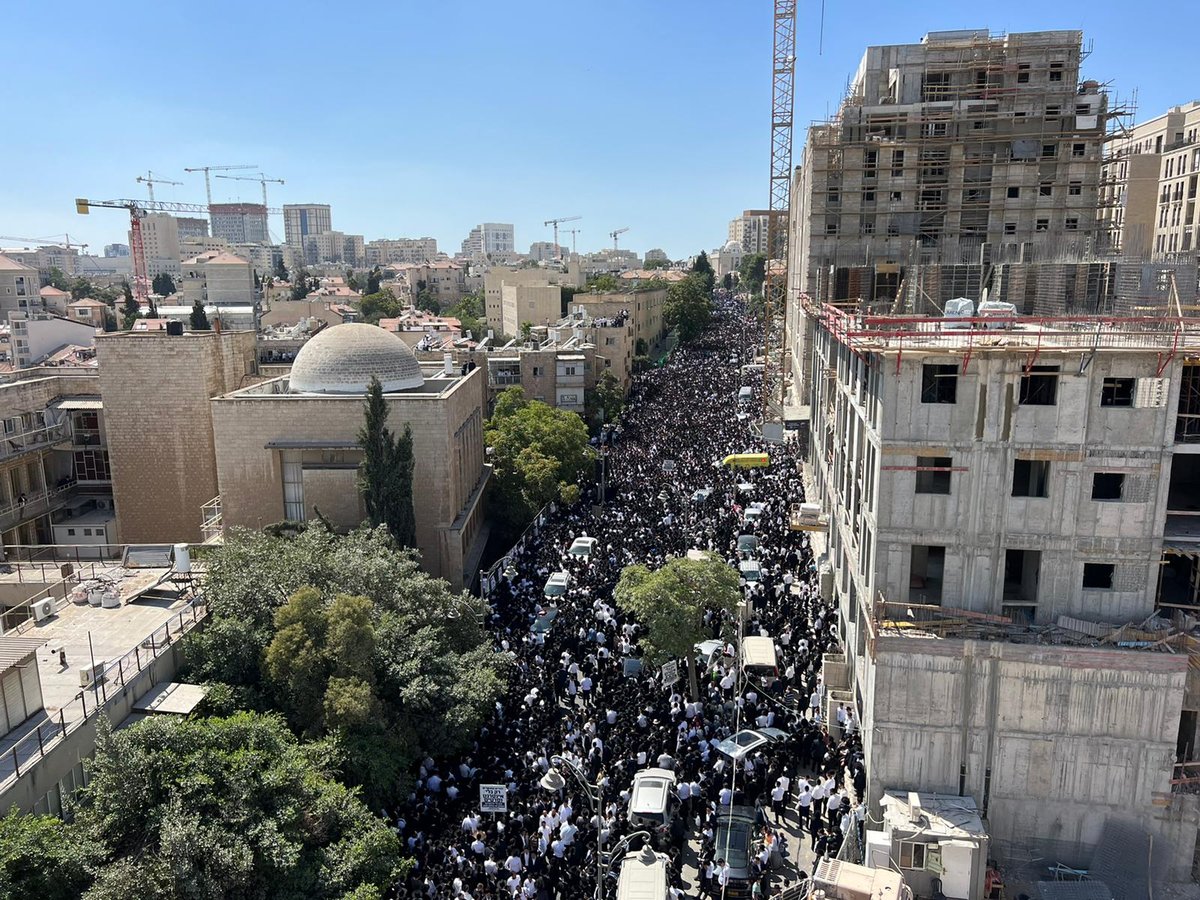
[210,324,489,589]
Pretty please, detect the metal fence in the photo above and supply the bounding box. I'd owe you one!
[0,595,207,791]
[477,502,558,597]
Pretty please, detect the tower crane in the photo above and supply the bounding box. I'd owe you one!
[543,215,581,260]
[135,171,183,202]
[609,227,630,251]
[75,196,282,302]
[561,228,581,257]
[182,164,258,222]
[214,172,285,209]
[0,234,89,252]
[760,0,797,442]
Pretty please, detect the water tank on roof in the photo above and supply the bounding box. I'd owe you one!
[173,543,191,574]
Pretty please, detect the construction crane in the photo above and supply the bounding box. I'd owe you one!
[214,172,285,209]
[182,164,258,222]
[0,234,89,252]
[561,228,581,258]
[135,170,183,203]
[609,227,630,251]
[543,215,581,260]
[760,0,797,442]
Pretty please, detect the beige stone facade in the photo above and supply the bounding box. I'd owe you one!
[210,368,489,589]
[95,330,258,543]
[500,283,561,338]
[572,288,667,356]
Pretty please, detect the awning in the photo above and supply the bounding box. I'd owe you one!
[264,440,361,450]
[0,636,47,672]
[133,682,209,715]
[51,397,103,411]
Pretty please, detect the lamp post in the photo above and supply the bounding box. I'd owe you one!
[540,754,609,899]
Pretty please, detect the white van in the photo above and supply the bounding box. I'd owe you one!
[616,846,671,900]
[737,386,753,405]
[627,768,678,836]
[741,635,778,687]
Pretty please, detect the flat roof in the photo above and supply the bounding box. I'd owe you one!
[219,370,469,400]
[132,681,208,715]
[0,637,47,671]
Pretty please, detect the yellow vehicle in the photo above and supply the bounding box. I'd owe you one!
[722,453,770,469]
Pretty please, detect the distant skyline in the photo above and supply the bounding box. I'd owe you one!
[1,0,1194,260]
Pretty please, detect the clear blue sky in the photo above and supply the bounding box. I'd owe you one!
[1,0,1193,260]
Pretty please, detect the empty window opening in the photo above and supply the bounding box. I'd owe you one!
[1092,472,1125,500]
[1100,377,1134,407]
[1012,458,1050,498]
[1082,563,1114,589]
[1004,548,1041,607]
[921,364,958,403]
[1019,365,1059,405]
[909,545,945,605]
[915,456,952,494]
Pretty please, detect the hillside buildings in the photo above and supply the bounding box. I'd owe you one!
[1103,100,1200,258]
[365,237,438,267]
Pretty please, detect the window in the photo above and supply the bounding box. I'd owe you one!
[891,150,905,176]
[898,841,927,868]
[67,528,75,536]
[1042,144,1057,159]
[891,191,902,201]
[281,451,304,521]
[1072,143,1086,157]
[1092,472,1125,500]
[1040,182,1053,196]
[1046,104,1060,117]
[1019,365,1058,404]
[1007,186,1020,199]
[1069,181,1083,196]
[532,366,543,376]
[1083,563,1115,589]
[1065,217,1079,230]
[864,190,875,202]
[1036,218,1050,231]
[825,221,839,235]
[1004,222,1017,235]
[921,364,958,403]
[1049,64,1064,82]
[915,456,952,494]
[73,449,111,482]
[1012,459,1050,498]
[1017,65,1030,84]
[1100,377,1134,407]
[83,529,92,537]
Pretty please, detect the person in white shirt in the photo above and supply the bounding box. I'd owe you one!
[770,781,787,823]
[719,786,733,806]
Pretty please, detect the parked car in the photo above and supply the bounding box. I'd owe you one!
[568,536,598,558]
[713,806,758,898]
[543,571,571,599]
[736,534,760,558]
[715,727,789,761]
[627,768,680,847]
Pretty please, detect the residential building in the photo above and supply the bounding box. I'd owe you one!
[282,204,333,257]
[179,236,231,261]
[66,299,107,329]
[0,255,41,321]
[644,248,669,264]
[461,223,515,259]
[175,217,209,241]
[180,251,256,307]
[210,203,269,245]
[500,283,562,338]
[133,214,181,279]
[572,287,667,356]
[788,30,1113,308]
[103,244,130,257]
[405,261,467,306]
[580,249,640,276]
[95,329,258,543]
[482,264,584,332]
[728,210,774,256]
[1103,100,1200,258]
[0,246,79,277]
[209,324,489,589]
[9,313,97,369]
[38,287,71,317]
[365,237,438,267]
[72,255,131,277]
[300,231,365,267]
[802,298,1200,878]
[528,242,564,262]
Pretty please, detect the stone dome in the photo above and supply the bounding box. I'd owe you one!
[723,239,744,253]
[289,323,424,394]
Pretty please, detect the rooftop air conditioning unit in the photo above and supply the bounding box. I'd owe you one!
[32,597,54,623]
[79,660,106,687]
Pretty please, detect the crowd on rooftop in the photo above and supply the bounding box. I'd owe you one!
[384,301,866,898]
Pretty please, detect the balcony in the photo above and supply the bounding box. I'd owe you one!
[200,495,223,544]
[0,481,78,534]
[0,422,68,464]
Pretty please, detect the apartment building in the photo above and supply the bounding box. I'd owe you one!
[528,242,564,263]
[482,264,584,334]
[210,203,269,244]
[300,231,365,267]
[803,300,1200,877]
[1103,100,1200,258]
[175,217,209,241]
[365,237,438,267]
[133,214,181,279]
[282,204,333,257]
[789,30,1112,309]
[461,223,515,259]
[9,313,97,369]
[572,287,667,357]
[728,210,774,256]
[405,261,467,306]
[0,255,41,321]
[180,251,256,307]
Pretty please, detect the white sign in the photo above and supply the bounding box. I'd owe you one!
[479,783,508,814]
[1136,377,1169,408]
[661,660,679,687]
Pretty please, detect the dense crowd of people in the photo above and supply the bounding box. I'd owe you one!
[386,302,867,898]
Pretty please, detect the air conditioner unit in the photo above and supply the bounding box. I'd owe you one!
[32,597,54,623]
[78,660,106,687]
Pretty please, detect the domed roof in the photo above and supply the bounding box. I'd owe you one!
[723,239,744,252]
[289,323,425,394]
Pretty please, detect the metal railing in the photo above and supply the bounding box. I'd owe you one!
[199,496,223,544]
[0,421,68,463]
[0,594,207,794]
[0,481,78,530]
[477,501,559,597]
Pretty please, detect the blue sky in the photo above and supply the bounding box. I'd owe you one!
[1,0,1194,260]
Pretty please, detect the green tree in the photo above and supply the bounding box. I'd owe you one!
[587,273,620,293]
[519,321,533,342]
[181,526,507,805]
[71,713,407,899]
[254,270,263,290]
[0,810,97,900]
[68,276,94,300]
[291,268,312,301]
[102,310,118,332]
[585,371,625,432]
[189,299,211,330]
[45,266,70,291]
[722,272,733,291]
[643,257,670,270]
[358,289,401,324]
[691,249,715,292]
[446,290,484,338]
[366,266,382,295]
[665,273,713,343]
[614,554,741,699]
[414,288,440,313]
[120,281,139,330]
[738,252,766,295]
[151,273,176,296]
[485,388,594,533]
[358,377,416,548]
[273,257,289,281]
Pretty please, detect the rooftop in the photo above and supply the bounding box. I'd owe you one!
[0,255,35,272]
[881,791,986,837]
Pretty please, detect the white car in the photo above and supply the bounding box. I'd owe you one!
[543,571,571,599]
[568,536,598,558]
[715,727,789,761]
[743,502,766,524]
[739,559,762,583]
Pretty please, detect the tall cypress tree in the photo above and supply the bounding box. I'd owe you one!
[357,378,416,547]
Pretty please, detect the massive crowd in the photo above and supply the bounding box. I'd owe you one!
[386,303,866,898]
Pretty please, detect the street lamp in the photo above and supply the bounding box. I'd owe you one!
[540,754,606,899]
